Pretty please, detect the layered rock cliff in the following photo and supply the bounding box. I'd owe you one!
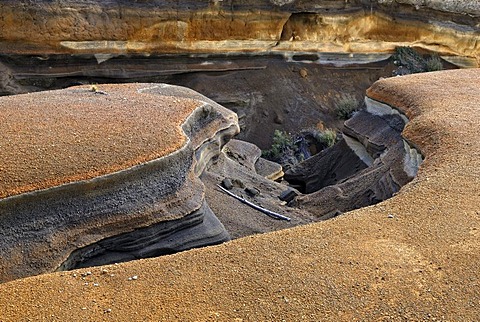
[0,83,238,282]
[0,0,478,65]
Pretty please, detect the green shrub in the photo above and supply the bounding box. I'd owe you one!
[304,128,337,148]
[262,130,295,161]
[335,94,359,119]
[262,128,338,168]
[393,46,443,74]
[316,129,337,147]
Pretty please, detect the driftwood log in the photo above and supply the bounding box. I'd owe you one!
[216,184,291,221]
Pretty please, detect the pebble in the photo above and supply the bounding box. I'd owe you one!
[388,214,395,218]
[279,189,298,203]
[299,68,308,78]
[221,178,233,190]
[245,187,260,196]
[274,113,284,125]
[128,275,138,281]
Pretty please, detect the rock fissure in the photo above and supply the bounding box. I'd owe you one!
[284,98,422,218]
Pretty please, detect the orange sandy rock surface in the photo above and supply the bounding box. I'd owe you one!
[0,69,479,320]
[0,84,200,199]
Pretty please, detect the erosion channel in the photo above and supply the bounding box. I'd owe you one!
[0,52,428,277]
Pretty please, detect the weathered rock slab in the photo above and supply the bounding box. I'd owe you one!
[0,83,239,282]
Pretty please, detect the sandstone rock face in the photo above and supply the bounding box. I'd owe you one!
[0,83,238,282]
[0,69,478,321]
[0,0,478,65]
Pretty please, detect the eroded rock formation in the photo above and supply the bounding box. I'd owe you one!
[0,0,478,63]
[0,69,479,321]
[285,97,422,219]
[0,83,238,282]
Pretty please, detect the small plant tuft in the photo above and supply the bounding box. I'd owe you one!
[262,128,338,168]
[316,129,337,147]
[89,84,108,95]
[335,94,359,120]
[90,84,99,93]
[262,130,295,161]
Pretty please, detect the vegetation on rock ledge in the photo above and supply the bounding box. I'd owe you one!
[262,128,337,169]
[335,94,360,120]
[393,46,444,75]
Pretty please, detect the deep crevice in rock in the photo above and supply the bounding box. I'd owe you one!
[284,106,421,219]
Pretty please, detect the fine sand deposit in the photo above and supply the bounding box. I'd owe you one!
[0,69,478,321]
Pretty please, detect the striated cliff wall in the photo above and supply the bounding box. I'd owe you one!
[0,0,478,64]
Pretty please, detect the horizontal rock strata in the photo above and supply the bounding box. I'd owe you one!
[0,83,239,282]
[285,104,422,219]
[0,1,478,64]
[0,68,478,321]
[59,201,229,270]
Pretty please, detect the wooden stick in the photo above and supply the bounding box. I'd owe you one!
[216,184,291,221]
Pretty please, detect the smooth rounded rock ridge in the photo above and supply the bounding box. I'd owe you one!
[0,69,478,320]
[0,83,239,282]
[0,83,236,199]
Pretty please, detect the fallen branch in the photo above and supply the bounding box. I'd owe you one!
[216,184,291,221]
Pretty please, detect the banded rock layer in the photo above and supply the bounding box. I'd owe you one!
[0,69,479,322]
[0,83,239,282]
[0,0,478,65]
[285,99,422,219]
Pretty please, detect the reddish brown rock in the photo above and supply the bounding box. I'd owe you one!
[0,83,239,282]
[0,69,478,321]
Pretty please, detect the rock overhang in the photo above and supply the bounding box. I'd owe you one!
[0,84,195,199]
[0,1,478,65]
[1,68,478,321]
[0,83,239,282]
[0,83,238,199]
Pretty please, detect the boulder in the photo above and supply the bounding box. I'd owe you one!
[0,83,239,282]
